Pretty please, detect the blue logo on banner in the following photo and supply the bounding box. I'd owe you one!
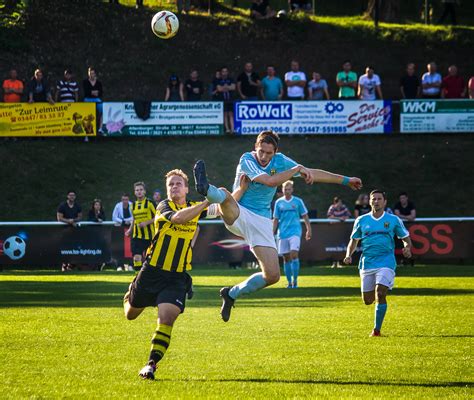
[236,103,293,120]
[324,102,344,114]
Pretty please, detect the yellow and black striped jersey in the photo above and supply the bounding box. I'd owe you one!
[131,198,156,240]
[146,199,207,272]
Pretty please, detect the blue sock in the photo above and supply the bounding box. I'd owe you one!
[292,259,300,286]
[283,261,292,285]
[206,184,226,204]
[374,303,388,331]
[229,272,267,299]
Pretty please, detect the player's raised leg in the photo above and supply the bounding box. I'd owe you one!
[139,303,181,380]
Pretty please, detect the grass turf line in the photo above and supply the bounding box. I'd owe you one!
[0,264,472,399]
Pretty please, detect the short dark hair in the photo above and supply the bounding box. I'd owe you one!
[399,192,408,197]
[366,65,375,70]
[370,189,386,200]
[67,189,76,195]
[122,193,130,198]
[64,69,73,75]
[333,196,341,204]
[343,60,352,65]
[256,130,279,150]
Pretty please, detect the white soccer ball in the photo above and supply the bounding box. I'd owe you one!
[151,11,179,39]
[3,236,26,260]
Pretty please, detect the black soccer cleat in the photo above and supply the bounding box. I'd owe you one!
[220,287,235,322]
[193,160,210,196]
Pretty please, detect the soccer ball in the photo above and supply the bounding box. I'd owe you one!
[3,236,26,260]
[151,11,179,39]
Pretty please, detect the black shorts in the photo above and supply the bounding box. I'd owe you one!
[131,238,151,256]
[125,263,192,312]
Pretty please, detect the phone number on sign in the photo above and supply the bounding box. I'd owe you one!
[241,125,347,134]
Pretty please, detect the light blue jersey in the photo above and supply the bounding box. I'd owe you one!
[273,196,308,239]
[351,212,409,271]
[233,152,299,219]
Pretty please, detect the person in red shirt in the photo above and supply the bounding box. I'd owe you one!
[2,69,23,102]
[441,65,466,98]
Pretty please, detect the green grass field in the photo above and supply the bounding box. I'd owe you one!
[0,264,473,399]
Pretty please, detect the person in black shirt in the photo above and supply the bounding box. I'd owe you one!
[57,190,82,226]
[393,192,416,221]
[83,67,104,130]
[354,193,371,218]
[88,199,106,222]
[216,66,236,133]
[27,69,54,104]
[184,69,204,101]
[237,62,261,100]
[400,63,421,99]
[250,0,276,19]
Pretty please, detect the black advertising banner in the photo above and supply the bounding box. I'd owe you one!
[0,220,473,267]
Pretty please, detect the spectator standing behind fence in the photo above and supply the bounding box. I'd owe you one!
[261,66,283,101]
[55,69,79,103]
[469,76,474,99]
[83,67,103,131]
[250,0,276,19]
[184,69,204,101]
[308,72,329,100]
[327,197,351,221]
[177,0,190,14]
[393,192,416,222]
[337,61,358,100]
[27,69,54,104]
[2,69,23,103]
[289,0,312,13]
[237,62,261,101]
[88,199,105,222]
[358,66,383,100]
[421,62,442,99]
[112,194,133,226]
[285,60,306,100]
[152,189,162,207]
[57,190,83,226]
[354,193,371,218]
[441,65,466,98]
[210,69,221,100]
[165,74,184,101]
[216,66,236,133]
[400,63,421,99]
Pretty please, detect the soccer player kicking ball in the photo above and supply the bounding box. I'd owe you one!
[273,180,311,288]
[343,190,412,337]
[193,130,362,322]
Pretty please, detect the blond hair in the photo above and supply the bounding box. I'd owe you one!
[282,180,294,188]
[165,169,189,186]
[134,181,146,190]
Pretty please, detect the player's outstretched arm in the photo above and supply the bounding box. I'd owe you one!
[344,238,359,264]
[254,165,305,187]
[170,201,210,225]
[308,168,362,190]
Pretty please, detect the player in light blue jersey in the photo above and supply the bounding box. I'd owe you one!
[273,180,311,288]
[344,190,412,337]
[193,130,362,322]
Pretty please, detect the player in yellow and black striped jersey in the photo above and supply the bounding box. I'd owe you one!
[123,169,249,380]
[125,181,156,271]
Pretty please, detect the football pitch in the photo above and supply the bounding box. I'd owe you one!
[0,264,472,399]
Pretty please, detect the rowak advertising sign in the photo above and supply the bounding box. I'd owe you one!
[234,101,392,134]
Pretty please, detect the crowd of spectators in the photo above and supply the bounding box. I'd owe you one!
[326,192,416,222]
[4,61,473,108]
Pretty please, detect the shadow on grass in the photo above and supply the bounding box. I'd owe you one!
[0,280,472,308]
[156,377,473,388]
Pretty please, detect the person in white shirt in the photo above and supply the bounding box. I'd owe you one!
[284,60,306,100]
[112,194,133,226]
[421,62,442,98]
[358,66,383,100]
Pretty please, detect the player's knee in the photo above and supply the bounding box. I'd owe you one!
[363,298,374,305]
[125,309,138,320]
[264,271,280,285]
